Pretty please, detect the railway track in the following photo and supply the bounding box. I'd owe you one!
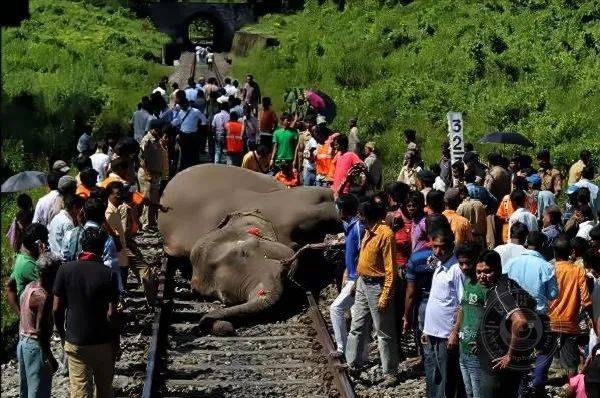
[141,256,355,397]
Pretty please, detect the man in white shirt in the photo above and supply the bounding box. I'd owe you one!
[90,142,110,183]
[32,173,61,226]
[48,195,84,257]
[576,204,597,240]
[508,189,538,238]
[495,221,529,269]
[223,77,238,97]
[211,102,230,164]
[152,80,167,101]
[423,226,464,397]
[575,166,599,215]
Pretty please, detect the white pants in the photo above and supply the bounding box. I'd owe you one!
[330,280,371,358]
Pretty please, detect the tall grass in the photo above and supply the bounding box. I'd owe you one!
[232,0,600,178]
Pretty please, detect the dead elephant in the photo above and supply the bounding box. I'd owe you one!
[158,164,342,333]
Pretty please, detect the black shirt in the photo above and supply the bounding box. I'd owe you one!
[478,275,537,371]
[53,260,119,345]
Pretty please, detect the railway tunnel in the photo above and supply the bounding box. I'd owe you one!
[145,0,257,64]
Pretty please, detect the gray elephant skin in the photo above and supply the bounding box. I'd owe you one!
[158,164,342,332]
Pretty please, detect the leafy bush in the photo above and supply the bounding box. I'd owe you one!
[1,0,169,178]
[233,0,600,172]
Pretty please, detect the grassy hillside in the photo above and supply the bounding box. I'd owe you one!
[1,0,169,177]
[1,0,169,356]
[233,0,600,177]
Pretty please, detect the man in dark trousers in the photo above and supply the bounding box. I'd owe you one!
[53,228,120,398]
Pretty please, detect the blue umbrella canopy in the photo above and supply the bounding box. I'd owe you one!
[479,131,534,147]
[1,171,46,193]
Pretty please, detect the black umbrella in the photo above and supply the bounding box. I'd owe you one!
[1,171,46,193]
[479,131,534,147]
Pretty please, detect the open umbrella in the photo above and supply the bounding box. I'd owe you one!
[479,131,534,147]
[312,90,337,123]
[1,171,46,193]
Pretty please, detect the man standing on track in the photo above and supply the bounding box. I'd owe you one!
[171,92,206,171]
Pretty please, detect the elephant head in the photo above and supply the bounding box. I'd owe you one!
[189,212,297,334]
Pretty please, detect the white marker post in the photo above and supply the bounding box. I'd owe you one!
[446,112,465,164]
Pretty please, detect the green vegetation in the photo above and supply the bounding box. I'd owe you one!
[1,0,169,357]
[1,0,169,177]
[233,0,600,178]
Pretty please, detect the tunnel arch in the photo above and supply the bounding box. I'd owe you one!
[182,11,229,52]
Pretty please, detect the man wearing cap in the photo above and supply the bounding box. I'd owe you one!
[138,119,168,230]
[52,160,71,177]
[537,149,563,197]
[363,142,382,190]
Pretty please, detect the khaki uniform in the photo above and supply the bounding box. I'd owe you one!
[138,132,167,229]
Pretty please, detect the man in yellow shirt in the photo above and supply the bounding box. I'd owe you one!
[568,150,591,185]
[548,235,592,378]
[345,198,398,386]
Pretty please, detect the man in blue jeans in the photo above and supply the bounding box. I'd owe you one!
[455,242,485,398]
[422,222,465,398]
[16,234,60,398]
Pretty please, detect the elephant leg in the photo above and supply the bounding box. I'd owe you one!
[196,282,283,335]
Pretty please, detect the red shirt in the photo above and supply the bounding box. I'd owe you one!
[392,209,412,268]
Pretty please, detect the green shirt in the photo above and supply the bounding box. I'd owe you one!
[10,253,39,297]
[459,277,488,354]
[273,128,298,163]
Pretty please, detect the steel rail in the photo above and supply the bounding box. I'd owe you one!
[306,291,356,398]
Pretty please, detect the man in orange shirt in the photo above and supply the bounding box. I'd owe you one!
[496,176,537,243]
[314,124,337,188]
[345,198,398,386]
[442,188,473,244]
[548,235,592,378]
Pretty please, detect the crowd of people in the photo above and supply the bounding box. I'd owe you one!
[4,65,600,398]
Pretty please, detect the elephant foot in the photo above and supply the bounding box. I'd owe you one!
[193,315,236,336]
[211,320,236,336]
